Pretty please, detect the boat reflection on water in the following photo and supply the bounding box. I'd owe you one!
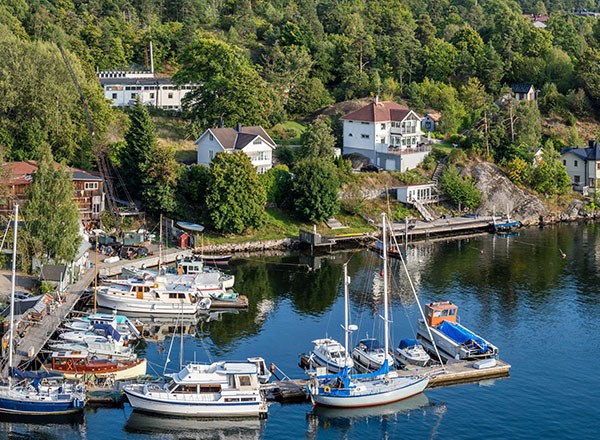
[0,411,85,439]
[307,393,432,430]
[125,411,265,439]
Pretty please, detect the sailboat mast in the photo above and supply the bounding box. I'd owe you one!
[381,213,389,361]
[94,230,98,313]
[158,213,162,274]
[343,263,349,359]
[8,203,18,387]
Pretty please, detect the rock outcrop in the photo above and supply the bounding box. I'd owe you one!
[466,162,548,223]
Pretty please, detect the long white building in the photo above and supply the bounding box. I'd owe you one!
[98,71,195,110]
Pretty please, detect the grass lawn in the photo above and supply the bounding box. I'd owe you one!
[201,208,375,245]
[269,120,306,145]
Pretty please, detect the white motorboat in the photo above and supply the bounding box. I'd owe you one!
[352,338,395,372]
[394,339,430,367]
[308,214,429,408]
[310,338,354,373]
[123,361,268,417]
[63,312,141,340]
[96,278,211,315]
[416,301,498,361]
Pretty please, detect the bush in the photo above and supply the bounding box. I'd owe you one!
[421,154,437,171]
[447,134,467,146]
[448,148,468,165]
[439,166,482,209]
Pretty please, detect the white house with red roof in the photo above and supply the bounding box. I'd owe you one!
[195,124,277,174]
[341,98,429,171]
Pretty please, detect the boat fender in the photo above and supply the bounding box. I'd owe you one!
[270,363,275,373]
[154,283,159,288]
[323,386,331,393]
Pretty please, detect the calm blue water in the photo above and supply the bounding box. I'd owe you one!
[3,222,600,439]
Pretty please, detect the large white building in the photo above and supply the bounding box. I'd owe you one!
[195,125,277,174]
[341,98,430,171]
[98,71,195,110]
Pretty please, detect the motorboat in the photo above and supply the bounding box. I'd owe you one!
[394,339,430,367]
[53,323,135,360]
[96,277,211,315]
[63,312,142,340]
[0,204,86,416]
[310,338,354,373]
[123,360,268,417]
[50,351,147,381]
[416,301,498,361]
[308,216,429,408]
[352,338,394,373]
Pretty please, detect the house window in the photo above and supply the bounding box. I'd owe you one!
[563,160,566,166]
[209,150,214,160]
[84,182,98,190]
[150,93,155,99]
[253,139,262,145]
[574,160,578,167]
[209,133,214,141]
[168,93,173,99]
[256,151,269,161]
[597,163,600,170]
[361,122,369,125]
[131,93,137,99]
[574,175,581,183]
[349,133,353,137]
[361,134,370,139]
[380,123,386,130]
[112,93,117,99]
[92,203,101,213]
[589,178,595,187]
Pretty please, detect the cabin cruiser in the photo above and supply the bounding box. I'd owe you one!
[51,324,135,360]
[416,301,498,361]
[394,339,430,367]
[63,312,142,340]
[310,338,354,373]
[96,277,211,315]
[123,360,268,417]
[351,338,394,372]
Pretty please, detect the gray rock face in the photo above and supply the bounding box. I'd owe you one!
[468,162,548,223]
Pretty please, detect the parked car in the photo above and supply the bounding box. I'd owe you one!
[360,164,384,173]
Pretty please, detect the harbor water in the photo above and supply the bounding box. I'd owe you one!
[3,222,600,439]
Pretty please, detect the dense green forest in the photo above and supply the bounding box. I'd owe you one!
[1,0,600,233]
[2,0,600,157]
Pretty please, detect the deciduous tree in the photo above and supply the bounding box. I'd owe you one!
[293,158,340,222]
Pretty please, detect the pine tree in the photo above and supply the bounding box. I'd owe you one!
[141,143,181,215]
[22,147,80,263]
[120,102,157,197]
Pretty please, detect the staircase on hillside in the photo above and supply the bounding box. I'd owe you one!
[431,158,447,185]
[411,198,435,222]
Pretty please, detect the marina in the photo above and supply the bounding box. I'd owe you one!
[2,222,600,438]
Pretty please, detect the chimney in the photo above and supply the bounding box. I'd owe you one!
[235,123,242,132]
[374,95,379,104]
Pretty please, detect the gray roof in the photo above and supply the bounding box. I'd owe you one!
[561,145,600,161]
[204,126,276,150]
[71,171,103,181]
[99,77,175,86]
[40,265,67,282]
[511,83,534,94]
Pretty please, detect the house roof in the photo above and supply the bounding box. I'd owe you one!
[99,77,176,86]
[523,14,549,22]
[561,145,600,161]
[341,100,418,122]
[40,264,67,282]
[2,161,103,186]
[511,83,534,94]
[426,111,442,122]
[204,126,276,150]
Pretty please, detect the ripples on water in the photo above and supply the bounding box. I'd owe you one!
[3,223,600,439]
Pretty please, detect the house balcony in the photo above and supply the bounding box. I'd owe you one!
[376,144,431,155]
[390,127,418,135]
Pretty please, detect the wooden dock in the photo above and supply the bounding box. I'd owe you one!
[391,216,494,241]
[268,358,511,402]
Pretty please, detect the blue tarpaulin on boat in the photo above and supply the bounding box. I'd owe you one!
[93,323,122,342]
[438,321,488,353]
[9,367,62,380]
[398,339,422,349]
[353,360,390,379]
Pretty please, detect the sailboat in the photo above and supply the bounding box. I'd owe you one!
[308,213,429,408]
[0,204,86,415]
[308,264,355,373]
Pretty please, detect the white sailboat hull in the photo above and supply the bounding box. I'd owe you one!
[124,387,267,417]
[310,376,429,408]
[96,292,201,315]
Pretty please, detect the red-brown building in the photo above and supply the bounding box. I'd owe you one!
[1,161,105,221]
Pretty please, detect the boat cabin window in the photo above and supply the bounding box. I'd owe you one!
[168,293,187,299]
[237,375,252,388]
[172,384,198,394]
[199,385,221,393]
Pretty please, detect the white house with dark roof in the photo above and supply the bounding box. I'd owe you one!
[561,141,600,192]
[341,98,429,171]
[195,124,277,174]
[511,83,537,102]
[98,71,195,110]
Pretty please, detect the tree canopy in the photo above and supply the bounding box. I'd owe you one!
[205,152,266,233]
[293,158,340,222]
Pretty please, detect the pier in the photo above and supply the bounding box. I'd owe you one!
[391,216,494,242]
